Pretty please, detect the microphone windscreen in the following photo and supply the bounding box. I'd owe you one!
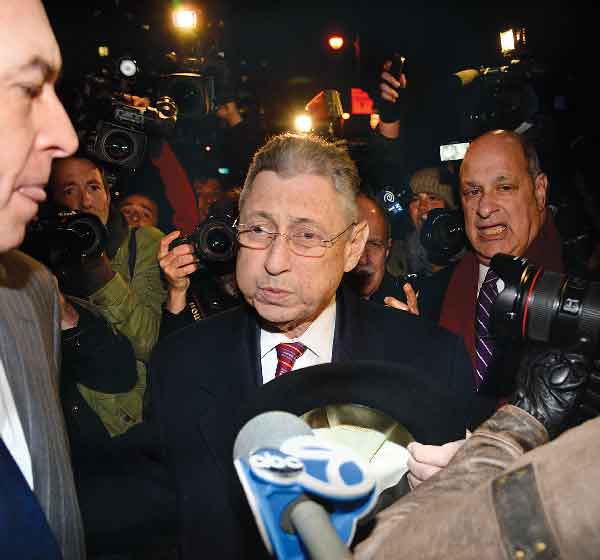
[233,411,312,460]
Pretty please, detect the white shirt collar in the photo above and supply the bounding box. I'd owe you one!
[260,296,337,360]
[478,263,505,296]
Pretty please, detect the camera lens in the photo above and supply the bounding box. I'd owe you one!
[195,219,237,263]
[103,131,134,161]
[491,254,600,355]
[205,228,231,255]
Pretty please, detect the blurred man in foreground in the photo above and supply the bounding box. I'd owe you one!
[0,0,84,557]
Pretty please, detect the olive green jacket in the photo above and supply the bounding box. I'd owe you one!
[79,223,166,436]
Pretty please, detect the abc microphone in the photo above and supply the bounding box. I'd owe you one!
[233,411,377,560]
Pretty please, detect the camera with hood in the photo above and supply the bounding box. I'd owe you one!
[23,210,108,271]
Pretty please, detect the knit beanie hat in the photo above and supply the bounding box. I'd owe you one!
[409,167,456,209]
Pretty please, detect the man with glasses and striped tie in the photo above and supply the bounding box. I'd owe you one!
[150,132,481,559]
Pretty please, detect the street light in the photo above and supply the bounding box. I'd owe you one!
[172,5,201,33]
[328,35,344,51]
[294,113,313,133]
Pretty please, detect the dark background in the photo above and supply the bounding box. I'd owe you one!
[42,1,590,184]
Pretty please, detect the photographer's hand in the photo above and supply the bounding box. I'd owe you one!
[159,231,198,314]
[378,59,407,139]
[53,275,79,330]
[510,344,590,438]
[384,283,419,316]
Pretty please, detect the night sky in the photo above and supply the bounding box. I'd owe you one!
[42,0,587,160]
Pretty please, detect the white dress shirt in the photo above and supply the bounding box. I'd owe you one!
[260,297,337,384]
[0,355,33,489]
[478,264,505,297]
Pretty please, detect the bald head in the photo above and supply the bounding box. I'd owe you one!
[459,130,547,265]
[350,194,391,298]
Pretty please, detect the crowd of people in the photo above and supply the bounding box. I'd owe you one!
[1,2,598,560]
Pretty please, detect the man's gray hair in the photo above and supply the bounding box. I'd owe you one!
[240,133,360,221]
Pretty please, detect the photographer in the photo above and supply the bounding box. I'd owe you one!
[47,155,166,434]
[48,155,166,360]
[385,166,463,321]
[159,188,242,338]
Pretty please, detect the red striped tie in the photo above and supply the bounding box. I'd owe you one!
[275,342,307,377]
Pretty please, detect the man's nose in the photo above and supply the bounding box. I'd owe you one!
[358,248,369,266]
[477,190,498,218]
[129,210,140,224]
[38,86,79,158]
[264,235,291,275]
[81,190,94,208]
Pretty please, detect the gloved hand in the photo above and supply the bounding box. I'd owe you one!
[510,345,590,438]
[377,59,407,124]
[58,253,115,298]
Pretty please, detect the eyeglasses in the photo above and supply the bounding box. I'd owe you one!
[235,221,357,257]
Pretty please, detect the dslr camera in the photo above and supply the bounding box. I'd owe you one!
[419,208,466,266]
[169,214,237,270]
[491,254,600,356]
[23,210,107,271]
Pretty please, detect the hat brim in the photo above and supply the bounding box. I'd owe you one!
[239,361,468,445]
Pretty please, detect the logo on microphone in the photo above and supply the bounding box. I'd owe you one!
[249,448,304,475]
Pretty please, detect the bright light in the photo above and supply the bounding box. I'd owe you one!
[341,112,350,120]
[98,46,109,57]
[328,35,344,50]
[172,8,199,31]
[294,114,313,133]
[500,29,515,54]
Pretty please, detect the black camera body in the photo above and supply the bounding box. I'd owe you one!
[24,210,107,270]
[169,214,238,271]
[85,97,177,169]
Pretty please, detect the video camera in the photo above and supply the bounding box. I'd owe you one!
[85,94,178,170]
[73,48,226,172]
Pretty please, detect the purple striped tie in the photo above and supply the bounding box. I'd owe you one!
[474,268,499,390]
[275,342,307,377]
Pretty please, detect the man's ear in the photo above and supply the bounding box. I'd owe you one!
[534,173,548,212]
[344,221,369,272]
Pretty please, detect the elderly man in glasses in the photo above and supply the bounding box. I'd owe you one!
[151,133,481,560]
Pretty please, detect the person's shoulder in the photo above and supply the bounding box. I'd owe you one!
[0,249,53,288]
[358,297,459,343]
[134,224,165,244]
[155,304,249,354]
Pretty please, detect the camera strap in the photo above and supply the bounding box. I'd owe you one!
[128,227,138,281]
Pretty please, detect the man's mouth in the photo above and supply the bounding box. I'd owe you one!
[477,224,507,239]
[257,286,292,301]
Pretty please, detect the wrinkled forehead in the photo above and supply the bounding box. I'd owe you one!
[461,134,528,182]
[242,171,347,227]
